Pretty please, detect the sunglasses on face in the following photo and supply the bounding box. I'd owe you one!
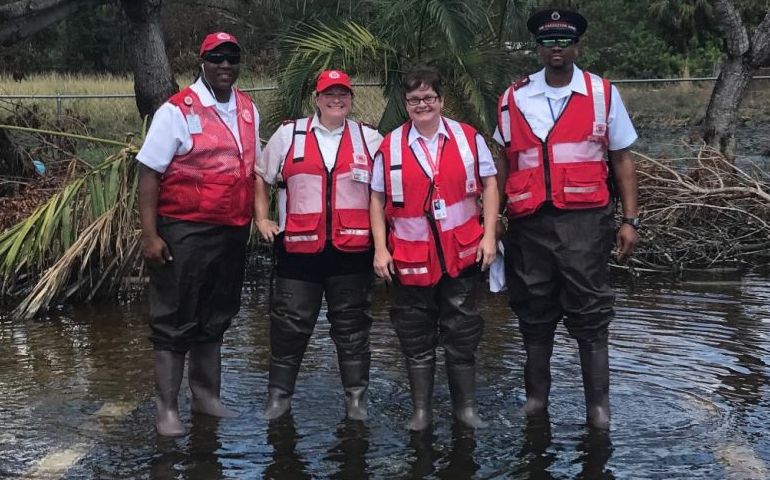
[203,53,241,65]
[405,95,440,106]
[537,38,577,48]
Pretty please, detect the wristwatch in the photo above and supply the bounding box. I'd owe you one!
[622,217,641,229]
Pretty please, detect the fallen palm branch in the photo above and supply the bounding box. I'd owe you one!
[629,144,770,273]
[0,124,141,318]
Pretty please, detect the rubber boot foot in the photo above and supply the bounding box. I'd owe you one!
[191,397,239,418]
[156,401,186,437]
[454,406,487,429]
[264,389,292,421]
[407,408,432,431]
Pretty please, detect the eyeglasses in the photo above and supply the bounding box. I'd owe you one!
[537,38,577,48]
[203,53,241,65]
[405,95,440,106]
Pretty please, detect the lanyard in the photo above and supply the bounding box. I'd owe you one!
[417,136,445,179]
[547,97,567,123]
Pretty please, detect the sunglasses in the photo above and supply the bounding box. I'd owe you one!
[537,38,577,48]
[203,53,241,65]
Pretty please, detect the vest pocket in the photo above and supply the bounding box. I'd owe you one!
[391,237,432,287]
[199,173,235,214]
[505,168,539,217]
[335,209,371,251]
[558,163,609,208]
[284,212,323,253]
[452,219,483,273]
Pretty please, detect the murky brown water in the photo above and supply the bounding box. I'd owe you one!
[1,262,769,479]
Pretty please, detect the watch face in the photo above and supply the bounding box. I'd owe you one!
[624,217,640,228]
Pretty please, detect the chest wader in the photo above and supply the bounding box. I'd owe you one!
[264,272,373,421]
[154,350,187,436]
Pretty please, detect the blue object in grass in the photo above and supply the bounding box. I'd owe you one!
[32,160,45,176]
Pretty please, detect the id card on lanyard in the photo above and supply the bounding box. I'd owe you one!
[418,136,447,219]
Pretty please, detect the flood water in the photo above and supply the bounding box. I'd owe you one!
[1,263,769,479]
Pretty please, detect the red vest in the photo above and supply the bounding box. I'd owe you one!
[281,117,373,254]
[157,87,256,226]
[382,118,483,287]
[498,71,611,219]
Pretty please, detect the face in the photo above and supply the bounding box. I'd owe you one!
[404,84,444,126]
[315,86,352,124]
[536,37,579,70]
[201,44,241,94]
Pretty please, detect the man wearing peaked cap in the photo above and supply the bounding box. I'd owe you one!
[493,8,640,430]
[255,69,383,422]
[136,31,260,436]
[526,8,587,39]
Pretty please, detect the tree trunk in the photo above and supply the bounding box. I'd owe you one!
[0,0,101,45]
[702,58,754,160]
[703,0,770,161]
[121,0,177,120]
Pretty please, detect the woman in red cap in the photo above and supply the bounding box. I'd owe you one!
[137,32,260,436]
[255,69,383,421]
[370,65,499,431]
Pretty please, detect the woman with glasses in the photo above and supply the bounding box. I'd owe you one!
[255,70,383,422]
[369,66,499,431]
[137,32,260,436]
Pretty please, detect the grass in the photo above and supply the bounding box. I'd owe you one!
[1,73,769,144]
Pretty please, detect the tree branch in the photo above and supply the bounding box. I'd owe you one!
[0,0,102,45]
[713,0,749,57]
[750,11,770,67]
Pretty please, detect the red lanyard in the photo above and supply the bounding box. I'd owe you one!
[417,136,445,179]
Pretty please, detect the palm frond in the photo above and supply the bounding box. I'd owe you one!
[422,0,483,53]
[0,126,140,317]
[267,20,397,130]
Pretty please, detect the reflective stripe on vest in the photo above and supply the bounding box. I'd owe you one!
[388,118,477,206]
[293,118,367,163]
[499,85,514,147]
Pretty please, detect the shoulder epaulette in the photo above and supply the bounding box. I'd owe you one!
[281,119,296,126]
[512,76,530,90]
[361,121,379,131]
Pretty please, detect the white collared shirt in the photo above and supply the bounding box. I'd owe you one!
[136,78,261,173]
[257,114,384,231]
[370,119,497,193]
[493,66,637,150]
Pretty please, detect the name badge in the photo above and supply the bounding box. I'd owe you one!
[432,198,447,220]
[352,167,370,183]
[187,114,202,134]
[353,153,368,165]
[592,122,607,137]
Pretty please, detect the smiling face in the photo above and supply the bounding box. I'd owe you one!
[315,86,352,128]
[404,83,444,130]
[201,43,241,98]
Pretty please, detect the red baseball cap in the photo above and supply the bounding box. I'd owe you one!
[315,70,352,93]
[199,32,240,56]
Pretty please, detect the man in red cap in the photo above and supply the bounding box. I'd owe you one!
[494,9,639,430]
[255,69,382,422]
[137,31,260,436]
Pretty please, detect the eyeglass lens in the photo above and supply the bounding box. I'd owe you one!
[204,53,241,65]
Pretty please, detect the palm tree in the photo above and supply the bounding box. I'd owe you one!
[268,0,530,134]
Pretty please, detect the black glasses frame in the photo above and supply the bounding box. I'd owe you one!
[405,95,440,106]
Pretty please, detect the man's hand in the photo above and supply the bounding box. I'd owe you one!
[373,247,395,283]
[615,224,638,263]
[142,233,172,266]
[256,218,280,242]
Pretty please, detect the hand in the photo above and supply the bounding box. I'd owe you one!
[256,218,280,243]
[373,247,395,283]
[615,224,639,263]
[142,233,172,266]
[476,234,497,271]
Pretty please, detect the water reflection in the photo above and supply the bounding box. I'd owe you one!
[327,421,370,480]
[264,414,310,480]
[2,274,770,478]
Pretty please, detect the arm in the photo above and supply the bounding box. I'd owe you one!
[477,175,499,271]
[370,190,394,282]
[609,148,639,262]
[495,146,509,241]
[254,175,279,242]
[138,164,172,265]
